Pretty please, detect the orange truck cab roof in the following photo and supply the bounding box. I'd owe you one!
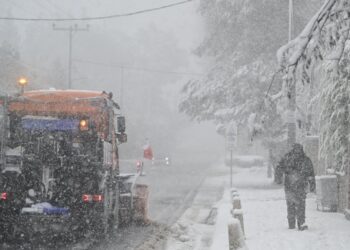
[9,89,111,115]
[8,89,116,138]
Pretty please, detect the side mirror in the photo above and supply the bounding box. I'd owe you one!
[117,116,126,133]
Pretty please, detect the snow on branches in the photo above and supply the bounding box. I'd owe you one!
[179,59,274,125]
[180,0,322,153]
[180,0,287,134]
[278,0,350,83]
[278,0,350,173]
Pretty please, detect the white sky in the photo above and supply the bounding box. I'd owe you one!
[0,0,203,51]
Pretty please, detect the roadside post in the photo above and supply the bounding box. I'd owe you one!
[227,129,235,188]
[226,124,236,188]
[230,147,233,187]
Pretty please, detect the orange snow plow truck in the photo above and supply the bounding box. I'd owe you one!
[0,90,149,242]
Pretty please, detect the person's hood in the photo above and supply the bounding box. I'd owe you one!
[292,143,304,155]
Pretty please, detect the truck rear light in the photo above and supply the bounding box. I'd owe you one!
[83,194,103,203]
[1,192,7,200]
[93,195,103,202]
[82,194,92,202]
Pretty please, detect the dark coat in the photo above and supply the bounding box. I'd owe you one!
[277,144,315,195]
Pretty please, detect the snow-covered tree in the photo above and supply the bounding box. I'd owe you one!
[278,0,350,173]
[180,0,322,150]
[181,1,283,124]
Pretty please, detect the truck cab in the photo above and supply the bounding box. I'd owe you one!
[0,90,130,241]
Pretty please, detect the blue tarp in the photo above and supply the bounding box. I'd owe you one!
[22,117,79,131]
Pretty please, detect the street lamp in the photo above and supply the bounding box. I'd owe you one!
[18,77,28,94]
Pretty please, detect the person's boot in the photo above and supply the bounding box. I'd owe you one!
[298,222,308,231]
[288,219,296,229]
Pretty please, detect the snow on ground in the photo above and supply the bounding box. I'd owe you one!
[165,166,228,250]
[165,161,350,250]
[238,168,350,250]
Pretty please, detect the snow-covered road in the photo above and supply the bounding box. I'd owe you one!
[97,156,220,250]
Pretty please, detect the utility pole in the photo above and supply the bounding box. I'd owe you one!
[120,66,124,109]
[288,0,294,42]
[52,24,89,89]
[287,0,296,150]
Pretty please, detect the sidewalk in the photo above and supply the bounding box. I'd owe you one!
[238,168,350,250]
[165,163,350,250]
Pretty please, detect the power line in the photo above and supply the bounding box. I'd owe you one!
[73,59,204,77]
[0,0,193,22]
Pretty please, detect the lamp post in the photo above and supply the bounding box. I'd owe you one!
[286,0,296,150]
[18,77,28,94]
[288,0,294,42]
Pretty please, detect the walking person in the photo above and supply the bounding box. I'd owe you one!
[276,143,315,230]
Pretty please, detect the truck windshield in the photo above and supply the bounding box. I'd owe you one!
[3,115,103,207]
[8,115,101,160]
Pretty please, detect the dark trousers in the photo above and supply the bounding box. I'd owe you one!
[285,191,306,227]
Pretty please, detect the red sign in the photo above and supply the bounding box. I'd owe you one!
[143,144,153,160]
